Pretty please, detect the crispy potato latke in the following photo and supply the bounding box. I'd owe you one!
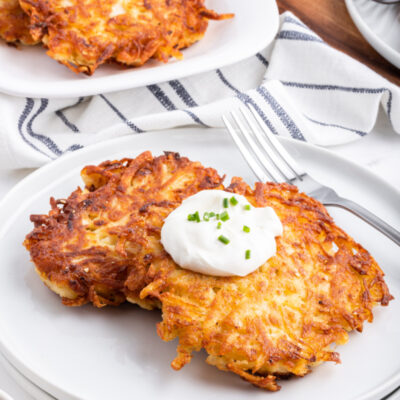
[0,0,37,44]
[19,0,233,74]
[24,152,392,391]
[24,151,224,308]
[141,178,392,390]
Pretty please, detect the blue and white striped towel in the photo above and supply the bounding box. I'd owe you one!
[0,12,398,169]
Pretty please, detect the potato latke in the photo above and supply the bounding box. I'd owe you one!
[24,152,392,390]
[140,177,392,390]
[19,0,233,74]
[0,0,37,44]
[24,151,224,308]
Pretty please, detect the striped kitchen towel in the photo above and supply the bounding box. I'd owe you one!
[0,12,398,169]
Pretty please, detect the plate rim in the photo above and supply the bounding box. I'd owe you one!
[0,128,399,400]
[0,0,279,99]
[0,353,55,400]
[345,0,400,69]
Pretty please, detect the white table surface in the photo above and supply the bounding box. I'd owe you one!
[0,109,399,400]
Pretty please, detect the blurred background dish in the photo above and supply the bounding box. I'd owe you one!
[345,0,400,68]
[0,0,278,98]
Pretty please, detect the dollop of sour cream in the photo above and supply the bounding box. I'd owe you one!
[161,190,283,277]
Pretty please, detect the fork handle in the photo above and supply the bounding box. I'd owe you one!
[324,197,400,246]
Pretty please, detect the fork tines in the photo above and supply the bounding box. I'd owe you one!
[222,105,305,185]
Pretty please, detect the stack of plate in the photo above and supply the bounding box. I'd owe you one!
[0,129,399,400]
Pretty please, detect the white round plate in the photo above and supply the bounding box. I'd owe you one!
[345,0,400,68]
[0,0,278,99]
[0,128,399,400]
[0,354,54,400]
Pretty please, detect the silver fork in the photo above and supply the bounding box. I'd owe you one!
[222,105,400,246]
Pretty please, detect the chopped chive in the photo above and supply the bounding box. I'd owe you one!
[218,235,230,245]
[244,205,251,211]
[245,249,251,259]
[230,196,238,206]
[220,211,229,222]
[203,212,210,222]
[217,222,222,229]
[223,198,229,208]
[243,225,250,233]
[187,211,201,222]
[216,213,220,220]
[193,211,200,223]
[208,212,216,218]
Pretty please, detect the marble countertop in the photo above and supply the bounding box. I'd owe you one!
[0,110,399,399]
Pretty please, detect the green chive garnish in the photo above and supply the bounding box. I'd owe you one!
[230,196,238,206]
[209,212,216,218]
[216,213,220,220]
[218,235,230,245]
[245,249,251,259]
[244,205,251,211]
[187,211,201,222]
[187,213,195,221]
[220,211,229,222]
[217,222,222,229]
[223,198,229,208]
[203,212,210,221]
[243,225,250,233]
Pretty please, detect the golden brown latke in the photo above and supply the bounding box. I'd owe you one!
[19,0,233,74]
[0,0,37,44]
[24,152,392,391]
[140,177,392,391]
[24,151,224,308]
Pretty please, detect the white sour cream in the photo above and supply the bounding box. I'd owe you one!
[161,190,283,277]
